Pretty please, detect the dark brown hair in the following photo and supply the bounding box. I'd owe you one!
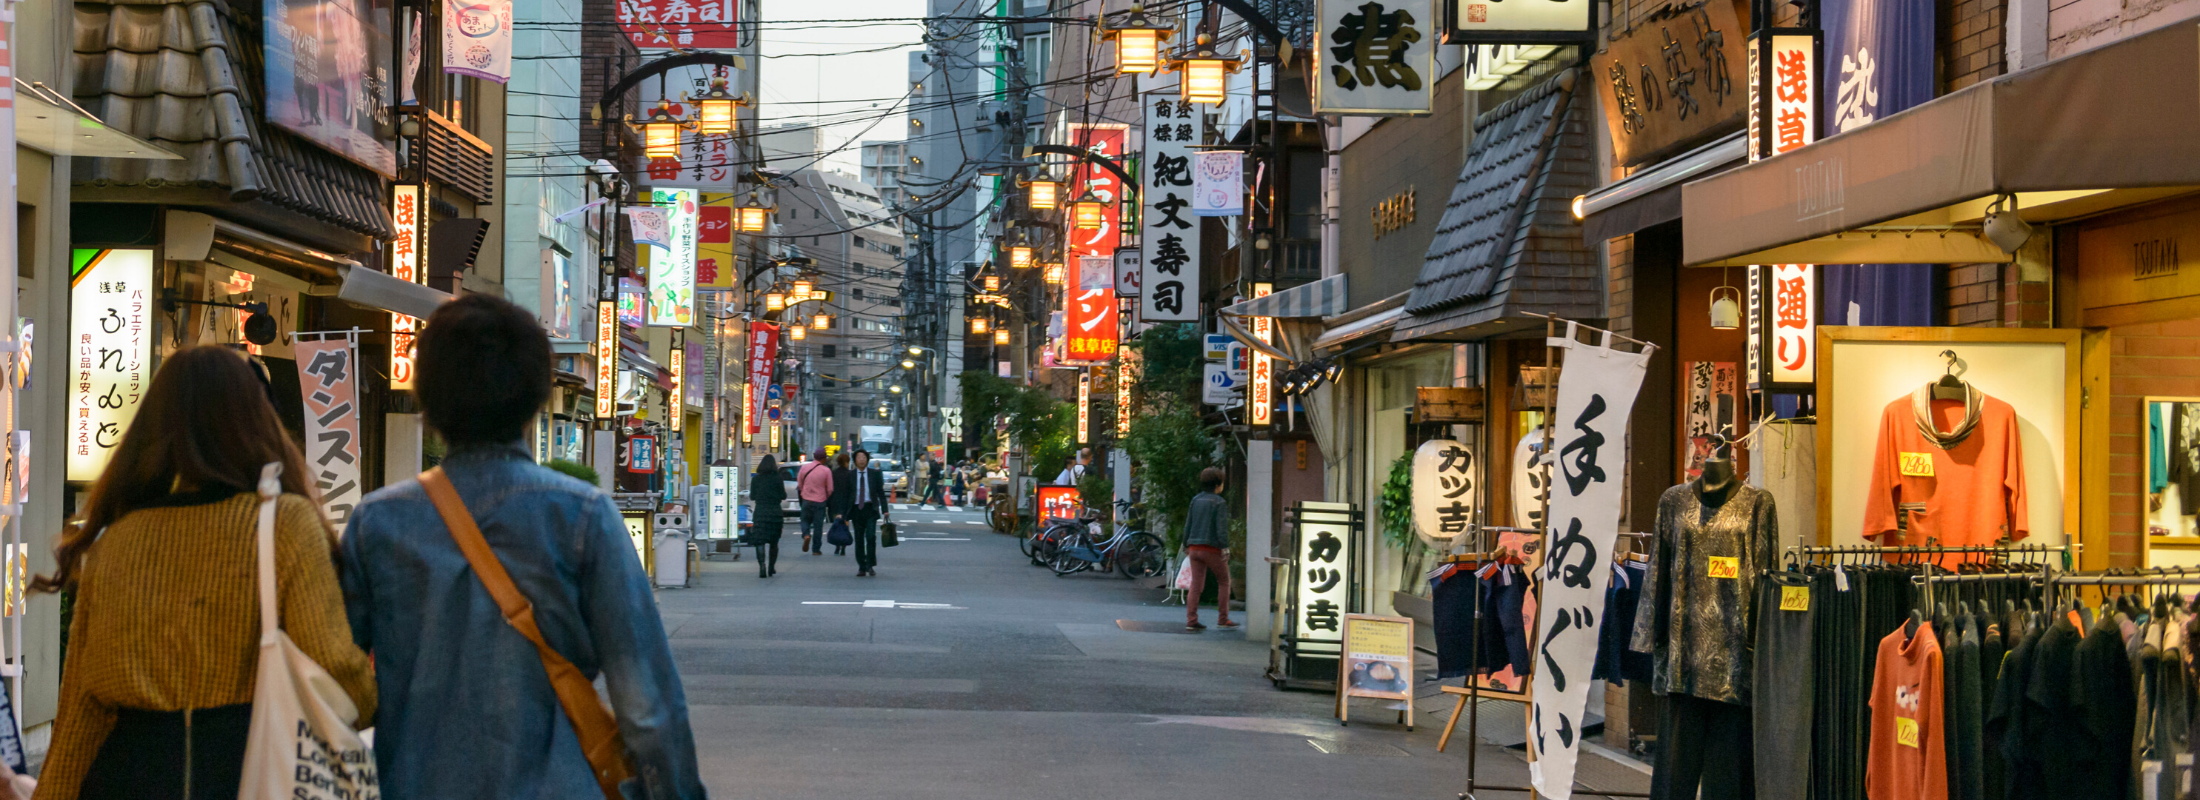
[756,454,779,475]
[835,452,851,468]
[1199,467,1226,491]
[33,346,328,592]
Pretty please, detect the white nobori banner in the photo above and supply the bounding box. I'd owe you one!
[1529,323,1653,800]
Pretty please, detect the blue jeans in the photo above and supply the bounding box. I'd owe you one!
[801,500,829,551]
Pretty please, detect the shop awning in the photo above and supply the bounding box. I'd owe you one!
[16,82,182,160]
[1313,292,1407,352]
[1393,70,1603,342]
[1217,274,1348,318]
[1579,133,1743,243]
[1681,20,2200,267]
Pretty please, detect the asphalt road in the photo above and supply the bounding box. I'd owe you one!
[661,506,1651,799]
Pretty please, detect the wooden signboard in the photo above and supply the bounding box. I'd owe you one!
[1416,386,1486,422]
[1337,614,1417,729]
[1587,0,1748,168]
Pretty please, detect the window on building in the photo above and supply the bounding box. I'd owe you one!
[1024,32,1051,86]
[854,288,865,300]
[822,344,837,357]
[855,235,867,249]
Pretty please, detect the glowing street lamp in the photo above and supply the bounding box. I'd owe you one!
[1009,244,1034,269]
[765,292,786,311]
[789,324,807,341]
[1043,263,1065,284]
[983,275,1002,291]
[971,317,990,334]
[1027,178,1060,211]
[736,196,771,233]
[1168,35,1243,106]
[1069,189,1108,230]
[638,100,686,159]
[813,312,831,329]
[692,77,744,136]
[1100,4,1175,75]
[993,328,1010,345]
[792,279,813,301]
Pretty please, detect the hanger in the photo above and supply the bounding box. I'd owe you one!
[1933,350,1970,401]
[1905,608,1925,641]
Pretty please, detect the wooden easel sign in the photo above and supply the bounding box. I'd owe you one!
[1336,613,1416,730]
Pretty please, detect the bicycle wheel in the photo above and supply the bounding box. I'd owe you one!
[1018,519,1041,559]
[1032,524,1072,567]
[1051,531,1095,576]
[990,497,1016,535]
[1116,532,1167,579]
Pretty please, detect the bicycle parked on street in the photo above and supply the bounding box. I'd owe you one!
[1048,501,1167,579]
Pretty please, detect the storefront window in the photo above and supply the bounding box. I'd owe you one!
[1362,349,1452,605]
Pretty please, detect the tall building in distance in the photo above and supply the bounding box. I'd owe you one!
[758,122,824,172]
[772,170,909,457]
[859,140,911,211]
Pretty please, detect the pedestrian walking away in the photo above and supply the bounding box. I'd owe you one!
[749,454,787,578]
[829,453,857,556]
[32,346,376,800]
[337,295,705,799]
[1181,467,1238,631]
[848,450,891,576]
[797,448,834,554]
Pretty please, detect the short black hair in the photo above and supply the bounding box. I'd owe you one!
[416,294,552,445]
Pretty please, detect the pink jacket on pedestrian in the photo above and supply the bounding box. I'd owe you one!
[797,461,834,503]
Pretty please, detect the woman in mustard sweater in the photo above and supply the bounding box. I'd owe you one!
[32,346,375,800]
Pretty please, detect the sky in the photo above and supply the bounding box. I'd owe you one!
[756,0,928,176]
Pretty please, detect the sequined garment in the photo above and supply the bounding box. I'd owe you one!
[1629,481,1781,704]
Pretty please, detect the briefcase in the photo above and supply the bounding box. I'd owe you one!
[881,521,899,547]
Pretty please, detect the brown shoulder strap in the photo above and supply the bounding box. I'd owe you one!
[419,468,632,799]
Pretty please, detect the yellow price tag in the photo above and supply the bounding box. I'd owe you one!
[1894,716,1920,748]
[1707,556,1740,579]
[1899,452,1935,477]
[1780,585,1810,611]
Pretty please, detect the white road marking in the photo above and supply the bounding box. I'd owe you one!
[899,537,969,541]
[800,599,966,610]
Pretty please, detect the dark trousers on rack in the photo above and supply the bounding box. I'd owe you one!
[1653,693,1756,800]
[1753,575,1813,800]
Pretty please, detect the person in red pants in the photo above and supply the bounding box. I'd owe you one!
[1181,467,1238,631]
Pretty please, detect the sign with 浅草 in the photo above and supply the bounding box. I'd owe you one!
[1411,439,1477,543]
[1588,0,1747,168]
[68,249,154,482]
[1316,0,1434,116]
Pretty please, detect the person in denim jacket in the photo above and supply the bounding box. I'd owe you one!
[339,295,706,799]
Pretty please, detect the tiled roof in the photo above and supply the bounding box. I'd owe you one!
[1397,70,1601,336]
[73,1,392,239]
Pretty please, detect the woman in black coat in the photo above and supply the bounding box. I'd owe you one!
[828,453,857,556]
[750,454,787,577]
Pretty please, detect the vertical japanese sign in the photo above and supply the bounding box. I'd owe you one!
[390,184,423,390]
[616,0,741,49]
[1067,124,1127,260]
[595,300,617,419]
[67,249,153,482]
[697,196,736,289]
[668,346,684,432]
[1411,439,1476,542]
[1682,362,1739,479]
[647,188,697,326]
[1193,152,1243,217]
[1065,256,1117,364]
[1529,325,1652,800]
[1294,501,1354,644]
[1823,0,1933,137]
[1316,0,1433,115]
[1747,263,1816,389]
[441,0,512,83]
[684,339,705,408]
[1141,95,1200,323]
[1113,248,1143,299]
[745,321,778,436]
[1250,283,1275,426]
[1117,347,1137,437]
[1076,371,1091,444]
[293,337,363,524]
[708,465,731,538]
[1748,34,1817,162]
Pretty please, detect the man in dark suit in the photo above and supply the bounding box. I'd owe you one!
[849,450,891,576]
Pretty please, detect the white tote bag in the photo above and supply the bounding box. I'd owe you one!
[237,463,380,800]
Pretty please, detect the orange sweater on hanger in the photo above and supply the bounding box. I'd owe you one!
[1867,622,1948,800]
[1861,390,2028,550]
